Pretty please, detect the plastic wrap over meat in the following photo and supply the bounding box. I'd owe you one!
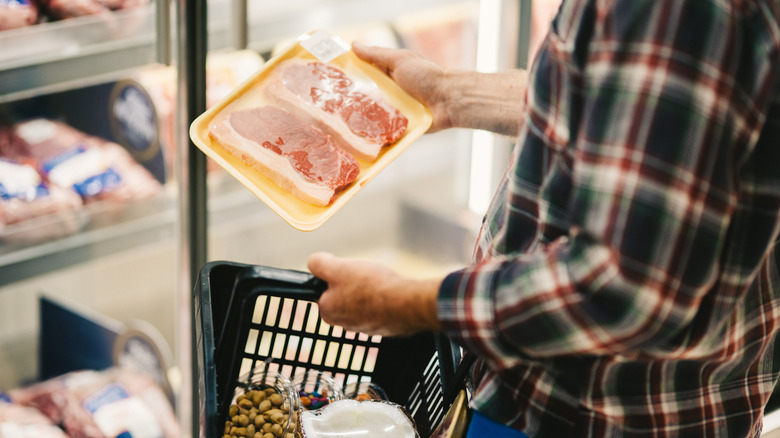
[9,368,179,438]
[0,393,70,438]
[265,60,408,161]
[0,0,37,30]
[8,119,161,205]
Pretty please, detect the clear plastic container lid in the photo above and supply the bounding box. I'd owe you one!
[293,370,344,410]
[344,381,388,401]
[300,399,420,438]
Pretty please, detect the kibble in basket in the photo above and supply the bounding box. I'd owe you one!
[224,369,299,438]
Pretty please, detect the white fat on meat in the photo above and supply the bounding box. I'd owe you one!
[209,106,359,207]
[264,60,408,162]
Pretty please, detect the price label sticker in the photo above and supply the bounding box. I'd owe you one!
[300,30,350,62]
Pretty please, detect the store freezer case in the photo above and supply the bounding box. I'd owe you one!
[192,260,461,438]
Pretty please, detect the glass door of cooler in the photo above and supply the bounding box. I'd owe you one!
[0,0,178,390]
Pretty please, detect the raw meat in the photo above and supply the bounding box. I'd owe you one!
[265,60,408,161]
[0,0,38,30]
[0,395,69,438]
[7,119,161,205]
[93,0,148,9]
[9,368,179,438]
[0,157,84,243]
[41,0,108,19]
[209,105,359,206]
[38,0,148,20]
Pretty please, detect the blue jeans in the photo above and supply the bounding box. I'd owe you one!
[466,411,529,438]
[466,412,764,437]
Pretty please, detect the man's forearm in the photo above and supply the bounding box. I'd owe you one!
[443,69,527,137]
[394,277,443,333]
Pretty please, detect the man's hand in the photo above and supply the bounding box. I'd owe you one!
[352,42,528,137]
[307,252,442,337]
[352,42,452,133]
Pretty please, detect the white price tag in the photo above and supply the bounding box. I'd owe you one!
[299,30,350,62]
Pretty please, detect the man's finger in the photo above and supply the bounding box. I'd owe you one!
[307,252,338,279]
[351,42,395,76]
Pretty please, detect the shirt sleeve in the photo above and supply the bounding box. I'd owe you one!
[438,0,779,371]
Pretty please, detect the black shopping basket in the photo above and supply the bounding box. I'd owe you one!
[192,261,463,438]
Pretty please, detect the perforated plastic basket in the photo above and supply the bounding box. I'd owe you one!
[192,261,460,438]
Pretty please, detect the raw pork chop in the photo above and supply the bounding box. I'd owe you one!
[0,158,84,243]
[0,0,37,30]
[7,119,161,205]
[265,60,408,161]
[209,106,359,206]
[9,368,179,438]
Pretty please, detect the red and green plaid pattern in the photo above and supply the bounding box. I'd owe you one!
[439,0,780,436]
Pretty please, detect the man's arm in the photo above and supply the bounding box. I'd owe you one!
[307,252,442,337]
[352,42,527,137]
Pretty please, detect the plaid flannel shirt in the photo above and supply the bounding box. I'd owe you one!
[438,0,780,436]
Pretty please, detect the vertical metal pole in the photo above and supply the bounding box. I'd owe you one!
[231,0,248,50]
[183,0,208,298]
[155,0,171,65]
[176,0,208,436]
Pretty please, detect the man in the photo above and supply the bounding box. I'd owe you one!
[308,0,780,436]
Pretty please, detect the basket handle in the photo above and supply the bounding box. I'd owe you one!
[233,264,328,301]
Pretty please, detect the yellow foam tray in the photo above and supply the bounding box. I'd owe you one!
[190,32,433,231]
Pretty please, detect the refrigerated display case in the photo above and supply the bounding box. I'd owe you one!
[0,0,531,434]
[0,0,176,393]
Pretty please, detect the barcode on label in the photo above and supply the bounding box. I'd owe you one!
[300,30,350,62]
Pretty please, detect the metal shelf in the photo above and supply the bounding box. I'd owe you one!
[0,194,176,287]
[0,5,159,103]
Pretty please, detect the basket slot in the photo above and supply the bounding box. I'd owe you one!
[241,295,385,387]
[404,353,447,433]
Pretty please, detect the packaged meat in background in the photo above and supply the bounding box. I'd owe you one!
[134,49,265,177]
[133,65,177,170]
[393,3,478,70]
[7,118,161,205]
[8,368,179,438]
[93,0,148,10]
[0,157,84,243]
[37,0,148,20]
[206,50,266,108]
[0,0,38,31]
[0,393,70,438]
[37,0,109,20]
[265,59,408,162]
